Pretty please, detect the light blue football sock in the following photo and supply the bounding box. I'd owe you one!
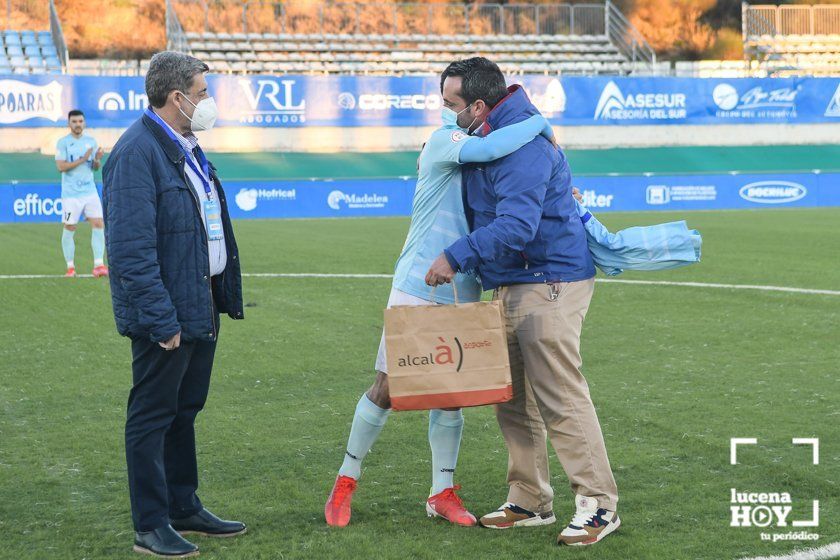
[91,227,105,266]
[429,408,464,494]
[61,228,75,267]
[338,394,390,480]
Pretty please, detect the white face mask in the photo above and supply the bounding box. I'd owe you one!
[177,92,218,132]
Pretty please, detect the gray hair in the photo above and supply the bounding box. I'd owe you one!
[145,51,210,108]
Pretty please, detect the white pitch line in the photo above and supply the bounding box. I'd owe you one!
[243,275,840,296]
[740,542,840,560]
[0,274,97,279]
[243,272,394,279]
[1,272,839,297]
[596,278,840,296]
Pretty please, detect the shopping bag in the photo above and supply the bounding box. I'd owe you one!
[384,287,512,411]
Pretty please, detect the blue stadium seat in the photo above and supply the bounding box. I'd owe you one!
[3,32,21,45]
[47,68,62,75]
[0,64,12,75]
[45,56,61,68]
[28,56,44,68]
[6,45,24,57]
[24,45,41,57]
[21,35,38,48]
[38,34,53,47]
[9,55,26,67]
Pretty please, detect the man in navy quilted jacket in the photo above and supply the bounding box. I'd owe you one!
[426,57,620,547]
[103,51,245,558]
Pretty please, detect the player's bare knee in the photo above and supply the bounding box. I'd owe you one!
[64,224,76,232]
[366,372,391,409]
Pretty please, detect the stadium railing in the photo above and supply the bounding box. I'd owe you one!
[742,3,840,76]
[166,0,190,55]
[67,59,150,76]
[604,1,656,74]
[48,0,69,71]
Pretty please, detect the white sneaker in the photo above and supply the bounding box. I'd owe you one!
[557,494,620,546]
[479,502,556,529]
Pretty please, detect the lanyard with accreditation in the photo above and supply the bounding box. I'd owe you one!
[145,108,224,241]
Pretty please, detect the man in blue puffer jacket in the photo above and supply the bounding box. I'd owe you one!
[103,51,245,558]
[426,57,620,547]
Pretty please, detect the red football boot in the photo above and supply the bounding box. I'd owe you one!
[325,475,358,527]
[426,485,477,527]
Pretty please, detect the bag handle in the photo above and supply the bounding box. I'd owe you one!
[429,281,460,305]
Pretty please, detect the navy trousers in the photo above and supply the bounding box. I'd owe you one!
[125,317,218,532]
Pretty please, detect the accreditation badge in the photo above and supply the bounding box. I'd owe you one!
[203,198,224,241]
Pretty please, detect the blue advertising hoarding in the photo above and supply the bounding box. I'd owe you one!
[3,171,838,223]
[2,74,840,128]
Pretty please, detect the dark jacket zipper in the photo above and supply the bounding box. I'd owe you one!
[212,171,231,315]
[181,159,216,340]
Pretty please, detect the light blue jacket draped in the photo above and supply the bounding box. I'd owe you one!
[576,201,702,277]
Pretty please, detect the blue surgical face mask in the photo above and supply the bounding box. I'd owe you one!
[442,104,474,131]
[442,107,461,128]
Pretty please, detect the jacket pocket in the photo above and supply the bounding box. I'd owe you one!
[157,179,196,234]
[494,247,527,272]
[525,216,565,267]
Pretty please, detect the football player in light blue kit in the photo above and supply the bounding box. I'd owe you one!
[325,81,556,528]
[55,109,107,278]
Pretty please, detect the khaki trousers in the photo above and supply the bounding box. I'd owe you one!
[493,278,618,513]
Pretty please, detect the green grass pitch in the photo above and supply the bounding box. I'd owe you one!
[0,208,838,559]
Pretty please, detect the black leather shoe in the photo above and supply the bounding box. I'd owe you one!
[171,508,247,538]
[133,524,199,558]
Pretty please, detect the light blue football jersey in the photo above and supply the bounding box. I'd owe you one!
[55,133,98,199]
[392,126,482,304]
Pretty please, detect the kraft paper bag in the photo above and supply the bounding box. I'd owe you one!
[384,295,512,411]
